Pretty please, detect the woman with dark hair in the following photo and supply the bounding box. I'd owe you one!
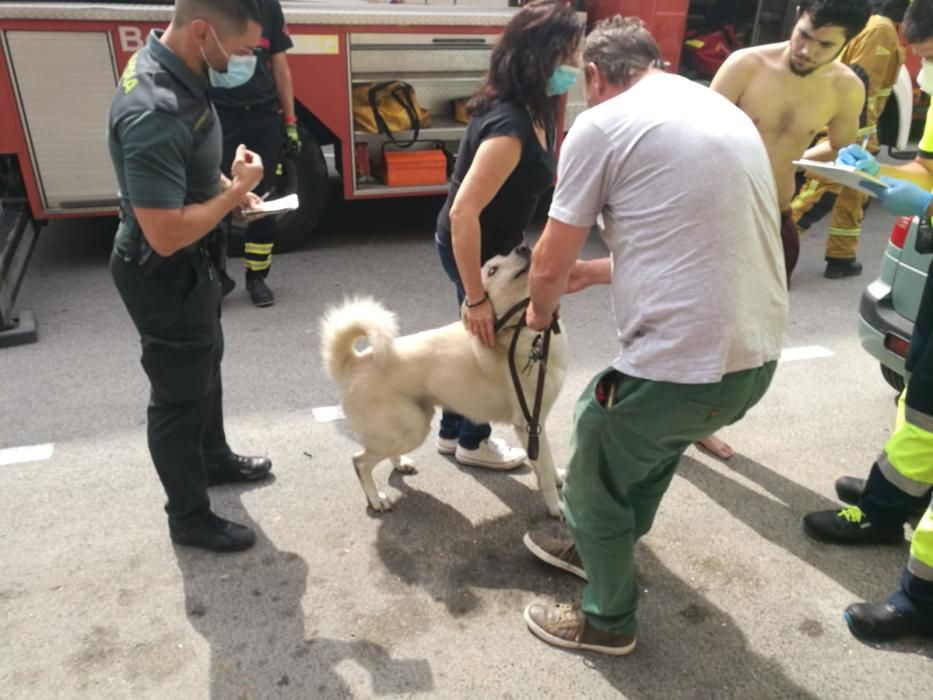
[434,0,584,470]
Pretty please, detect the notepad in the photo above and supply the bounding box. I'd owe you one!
[793,159,889,198]
[242,193,299,216]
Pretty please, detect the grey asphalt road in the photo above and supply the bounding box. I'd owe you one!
[1,190,931,699]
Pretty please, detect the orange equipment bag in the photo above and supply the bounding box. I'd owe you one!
[381,140,450,187]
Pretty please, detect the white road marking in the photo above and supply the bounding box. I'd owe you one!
[0,442,55,466]
[779,345,834,363]
[313,405,345,423]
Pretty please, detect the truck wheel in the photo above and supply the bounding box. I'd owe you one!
[227,127,330,256]
[881,364,905,393]
[275,129,330,252]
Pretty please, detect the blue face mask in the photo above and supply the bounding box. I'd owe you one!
[203,26,257,89]
[546,64,579,96]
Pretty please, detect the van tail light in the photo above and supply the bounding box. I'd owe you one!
[889,217,912,249]
[884,333,910,358]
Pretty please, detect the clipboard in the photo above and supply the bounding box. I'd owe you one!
[793,159,888,198]
[241,193,300,217]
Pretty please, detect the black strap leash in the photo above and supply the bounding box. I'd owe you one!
[493,297,560,461]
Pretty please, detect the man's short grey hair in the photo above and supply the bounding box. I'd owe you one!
[583,16,662,86]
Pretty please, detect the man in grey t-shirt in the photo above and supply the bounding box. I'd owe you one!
[519,17,788,656]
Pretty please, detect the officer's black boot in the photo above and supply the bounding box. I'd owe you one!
[206,451,273,486]
[169,512,256,552]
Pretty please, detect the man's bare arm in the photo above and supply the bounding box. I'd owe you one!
[527,218,592,331]
[135,145,263,257]
[709,50,755,103]
[825,76,865,153]
[802,77,864,162]
[567,257,612,293]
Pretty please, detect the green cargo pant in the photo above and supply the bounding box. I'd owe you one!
[563,362,777,636]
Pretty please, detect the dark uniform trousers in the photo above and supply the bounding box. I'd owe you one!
[111,246,228,524]
[218,106,283,279]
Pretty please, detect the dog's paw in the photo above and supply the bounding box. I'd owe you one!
[367,492,394,513]
[392,456,417,474]
[555,468,567,487]
[546,501,566,521]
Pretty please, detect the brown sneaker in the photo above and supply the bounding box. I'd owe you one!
[523,602,636,656]
[523,530,587,581]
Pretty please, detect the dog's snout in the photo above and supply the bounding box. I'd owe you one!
[515,244,531,259]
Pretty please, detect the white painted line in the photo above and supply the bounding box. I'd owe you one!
[312,405,345,423]
[779,345,834,363]
[0,442,54,466]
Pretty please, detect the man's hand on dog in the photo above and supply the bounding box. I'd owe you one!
[463,297,497,348]
[526,302,557,332]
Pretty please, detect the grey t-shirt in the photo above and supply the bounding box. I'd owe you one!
[550,72,788,384]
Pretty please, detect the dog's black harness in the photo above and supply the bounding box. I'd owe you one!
[494,298,560,461]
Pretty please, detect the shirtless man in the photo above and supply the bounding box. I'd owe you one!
[712,0,868,281]
[699,0,869,460]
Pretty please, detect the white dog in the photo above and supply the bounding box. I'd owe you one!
[320,245,566,518]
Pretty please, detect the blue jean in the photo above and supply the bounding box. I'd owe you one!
[435,235,491,450]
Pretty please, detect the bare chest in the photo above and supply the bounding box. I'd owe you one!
[739,79,838,147]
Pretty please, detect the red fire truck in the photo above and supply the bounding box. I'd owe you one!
[0,1,915,347]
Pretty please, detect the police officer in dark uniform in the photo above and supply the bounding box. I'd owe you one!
[212,0,297,307]
[108,0,273,553]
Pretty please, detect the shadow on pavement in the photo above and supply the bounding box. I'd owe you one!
[592,546,819,699]
[375,469,576,617]
[375,471,820,696]
[677,453,908,603]
[173,479,433,699]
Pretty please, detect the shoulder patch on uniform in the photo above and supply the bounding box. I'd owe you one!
[120,52,140,94]
[876,46,891,56]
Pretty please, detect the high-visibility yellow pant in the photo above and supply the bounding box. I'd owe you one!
[881,392,933,581]
[791,174,867,261]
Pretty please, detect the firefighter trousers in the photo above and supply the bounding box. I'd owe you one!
[111,249,230,524]
[859,262,933,625]
[791,174,867,262]
[218,106,283,280]
[562,362,776,635]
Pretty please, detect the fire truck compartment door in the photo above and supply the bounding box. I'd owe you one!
[2,31,118,211]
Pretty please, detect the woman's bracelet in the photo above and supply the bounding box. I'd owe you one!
[464,292,489,308]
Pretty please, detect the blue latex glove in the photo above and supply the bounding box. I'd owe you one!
[837,144,880,176]
[861,176,933,217]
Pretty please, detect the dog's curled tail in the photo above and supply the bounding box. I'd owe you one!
[320,297,399,381]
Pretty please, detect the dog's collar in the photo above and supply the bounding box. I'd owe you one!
[494,297,561,336]
[494,297,531,334]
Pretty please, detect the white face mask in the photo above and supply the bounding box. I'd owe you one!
[919,59,933,95]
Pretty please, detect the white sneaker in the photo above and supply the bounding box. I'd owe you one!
[436,436,458,455]
[454,438,526,471]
